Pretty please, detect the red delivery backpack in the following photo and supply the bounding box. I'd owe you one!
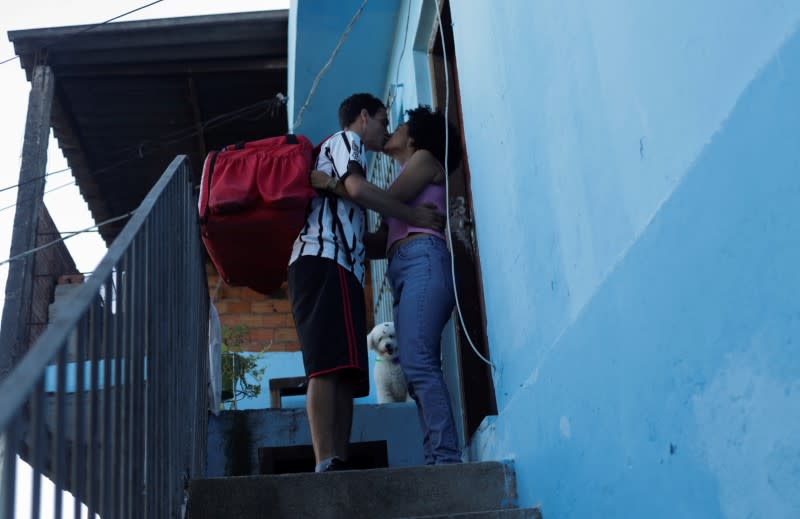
[198,134,318,295]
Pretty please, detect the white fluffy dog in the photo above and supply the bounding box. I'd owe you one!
[367,322,410,404]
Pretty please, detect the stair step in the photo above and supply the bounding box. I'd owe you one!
[188,462,518,519]
[399,508,542,519]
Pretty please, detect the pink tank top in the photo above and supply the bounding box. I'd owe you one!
[385,165,447,255]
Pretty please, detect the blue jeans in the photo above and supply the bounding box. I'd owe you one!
[388,235,461,464]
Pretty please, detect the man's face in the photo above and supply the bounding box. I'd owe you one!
[362,108,389,151]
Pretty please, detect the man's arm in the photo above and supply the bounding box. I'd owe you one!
[310,169,352,200]
[341,161,444,231]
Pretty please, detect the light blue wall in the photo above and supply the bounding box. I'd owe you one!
[288,0,399,142]
[228,351,383,410]
[286,0,800,514]
[447,1,800,517]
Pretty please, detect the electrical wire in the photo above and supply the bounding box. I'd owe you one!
[0,180,75,214]
[0,167,70,195]
[0,0,168,66]
[0,95,284,213]
[292,0,369,131]
[434,0,495,370]
[0,95,286,274]
[0,211,134,267]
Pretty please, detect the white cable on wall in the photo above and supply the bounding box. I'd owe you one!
[434,0,495,370]
[292,0,369,132]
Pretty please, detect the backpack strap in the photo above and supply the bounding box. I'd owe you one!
[200,150,221,225]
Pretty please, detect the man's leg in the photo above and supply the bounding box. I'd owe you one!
[306,373,338,464]
[334,377,354,461]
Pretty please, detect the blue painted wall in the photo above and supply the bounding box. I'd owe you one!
[226,351,386,409]
[447,1,800,517]
[288,0,800,515]
[288,0,399,142]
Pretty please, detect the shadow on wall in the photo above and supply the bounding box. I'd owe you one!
[473,27,800,519]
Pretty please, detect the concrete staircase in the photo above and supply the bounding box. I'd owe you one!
[188,461,541,519]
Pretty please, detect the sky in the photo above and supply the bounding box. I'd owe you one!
[0,0,289,323]
[0,1,288,516]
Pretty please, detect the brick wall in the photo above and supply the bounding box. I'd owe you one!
[206,261,375,354]
[206,262,299,353]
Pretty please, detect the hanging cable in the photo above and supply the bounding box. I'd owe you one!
[0,167,70,195]
[0,211,134,267]
[386,0,412,114]
[0,95,284,213]
[292,0,369,131]
[434,0,494,370]
[0,180,75,214]
[0,0,168,66]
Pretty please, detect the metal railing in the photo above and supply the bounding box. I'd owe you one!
[0,156,209,518]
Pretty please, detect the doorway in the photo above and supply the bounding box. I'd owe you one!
[428,0,497,441]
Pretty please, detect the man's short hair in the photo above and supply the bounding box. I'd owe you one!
[338,93,385,129]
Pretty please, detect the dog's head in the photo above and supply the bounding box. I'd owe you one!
[367,322,398,361]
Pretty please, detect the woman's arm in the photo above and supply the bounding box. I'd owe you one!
[385,149,444,203]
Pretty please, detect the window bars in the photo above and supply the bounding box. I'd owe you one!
[367,152,398,324]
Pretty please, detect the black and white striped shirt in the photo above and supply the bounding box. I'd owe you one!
[289,131,367,284]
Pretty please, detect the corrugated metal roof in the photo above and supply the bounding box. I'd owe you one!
[9,11,289,244]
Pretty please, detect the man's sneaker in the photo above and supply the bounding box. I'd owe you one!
[315,456,349,473]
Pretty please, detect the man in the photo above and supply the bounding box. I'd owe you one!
[288,93,444,472]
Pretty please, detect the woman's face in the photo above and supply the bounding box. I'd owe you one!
[383,123,413,155]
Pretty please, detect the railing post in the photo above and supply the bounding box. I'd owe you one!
[0,64,55,382]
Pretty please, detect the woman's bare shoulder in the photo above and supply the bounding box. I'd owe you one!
[408,149,444,180]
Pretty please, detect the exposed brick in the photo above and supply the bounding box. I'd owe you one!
[240,289,267,302]
[251,299,294,314]
[241,340,271,353]
[249,328,275,342]
[219,301,251,314]
[269,341,302,352]
[259,313,290,327]
[250,301,273,314]
[219,314,243,327]
[230,312,293,327]
[274,327,298,342]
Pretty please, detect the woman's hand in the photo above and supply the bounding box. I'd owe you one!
[410,203,446,232]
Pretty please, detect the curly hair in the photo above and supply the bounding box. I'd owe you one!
[405,106,462,172]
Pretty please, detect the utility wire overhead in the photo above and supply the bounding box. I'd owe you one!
[0,0,168,66]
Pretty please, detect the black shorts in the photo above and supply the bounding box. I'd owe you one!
[287,256,369,397]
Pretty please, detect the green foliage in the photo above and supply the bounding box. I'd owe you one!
[220,324,266,408]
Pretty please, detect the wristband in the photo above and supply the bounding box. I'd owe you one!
[326,176,339,191]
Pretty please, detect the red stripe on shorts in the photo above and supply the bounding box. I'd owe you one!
[337,265,357,366]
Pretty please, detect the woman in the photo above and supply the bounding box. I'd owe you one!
[313,106,463,464]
